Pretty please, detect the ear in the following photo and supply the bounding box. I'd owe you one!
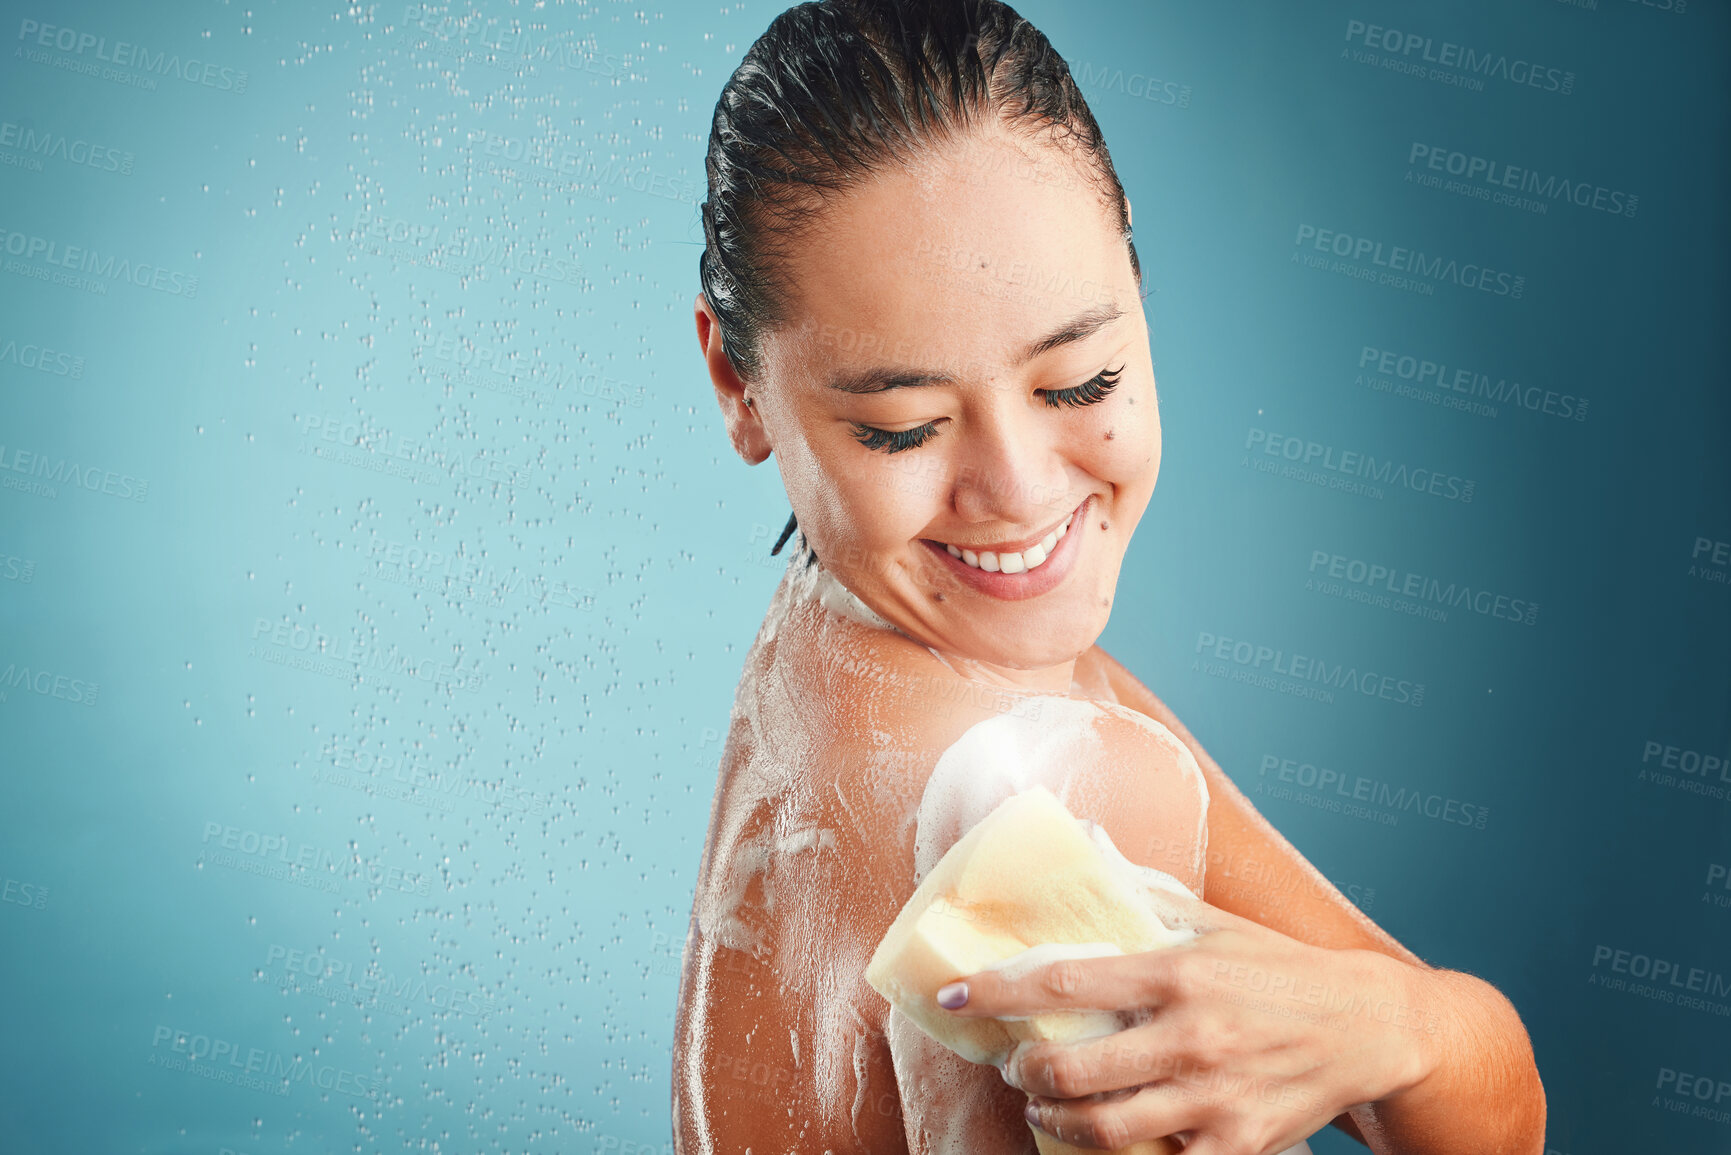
[1125,195,1133,229]
[695,293,773,465]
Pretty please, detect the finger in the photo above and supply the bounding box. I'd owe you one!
[1005,1022,1175,1097]
[942,949,1190,1019]
[1031,1067,1333,1154]
[1024,1083,1201,1151]
[1137,885,1254,938]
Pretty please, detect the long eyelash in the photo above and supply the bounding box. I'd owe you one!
[851,365,1123,453]
[850,420,940,454]
[1039,365,1124,409]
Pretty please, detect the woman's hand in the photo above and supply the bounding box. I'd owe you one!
[935,887,1444,1154]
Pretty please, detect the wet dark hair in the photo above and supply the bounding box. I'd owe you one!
[700,0,1141,560]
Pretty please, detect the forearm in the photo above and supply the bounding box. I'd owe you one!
[1351,964,1545,1155]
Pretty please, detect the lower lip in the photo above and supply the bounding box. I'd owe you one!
[918,495,1092,602]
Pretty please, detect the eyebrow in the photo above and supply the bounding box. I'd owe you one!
[824,303,1127,394]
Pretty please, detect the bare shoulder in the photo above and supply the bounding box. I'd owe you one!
[1082,644,1424,962]
[674,592,999,1154]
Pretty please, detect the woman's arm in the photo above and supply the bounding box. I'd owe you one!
[1097,647,1545,1148]
[960,646,1546,1153]
[671,780,910,1155]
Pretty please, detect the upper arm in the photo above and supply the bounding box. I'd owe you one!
[672,790,908,1154]
[1089,647,1424,965]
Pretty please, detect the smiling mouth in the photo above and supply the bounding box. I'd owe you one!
[918,495,1090,579]
[931,509,1077,574]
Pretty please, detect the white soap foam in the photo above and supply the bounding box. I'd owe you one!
[892,709,1217,1147]
[784,537,901,634]
[914,698,1210,890]
[684,542,1238,1149]
[913,697,1108,883]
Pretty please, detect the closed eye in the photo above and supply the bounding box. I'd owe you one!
[848,364,1125,454]
[848,420,942,454]
[1036,364,1123,409]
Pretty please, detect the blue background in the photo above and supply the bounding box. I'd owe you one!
[1,0,1726,1151]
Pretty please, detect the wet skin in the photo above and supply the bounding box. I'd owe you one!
[676,122,1544,1153]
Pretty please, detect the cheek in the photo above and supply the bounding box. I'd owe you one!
[1079,391,1161,484]
[805,446,946,561]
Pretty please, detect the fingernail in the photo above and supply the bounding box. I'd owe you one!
[1024,1100,1042,1128]
[936,982,968,1009]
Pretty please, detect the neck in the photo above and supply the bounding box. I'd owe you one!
[788,534,1086,697]
[921,648,1080,695]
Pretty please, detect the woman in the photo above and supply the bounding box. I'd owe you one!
[673,2,1546,1151]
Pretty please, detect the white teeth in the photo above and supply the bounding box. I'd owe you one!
[943,509,1079,575]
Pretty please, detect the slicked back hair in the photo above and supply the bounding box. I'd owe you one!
[699,0,1140,386]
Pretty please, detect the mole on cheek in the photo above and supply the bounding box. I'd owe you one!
[1104,429,1115,441]
[1099,520,1109,531]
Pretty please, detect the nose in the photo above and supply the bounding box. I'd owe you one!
[949,395,1071,527]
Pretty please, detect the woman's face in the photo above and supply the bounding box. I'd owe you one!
[705,126,1160,678]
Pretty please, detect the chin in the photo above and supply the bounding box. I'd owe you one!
[958,629,1100,672]
[888,551,1119,669]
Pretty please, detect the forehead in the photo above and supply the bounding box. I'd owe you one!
[763,127,1132,381]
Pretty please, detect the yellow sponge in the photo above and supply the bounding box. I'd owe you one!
[866,786,1191,1155]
